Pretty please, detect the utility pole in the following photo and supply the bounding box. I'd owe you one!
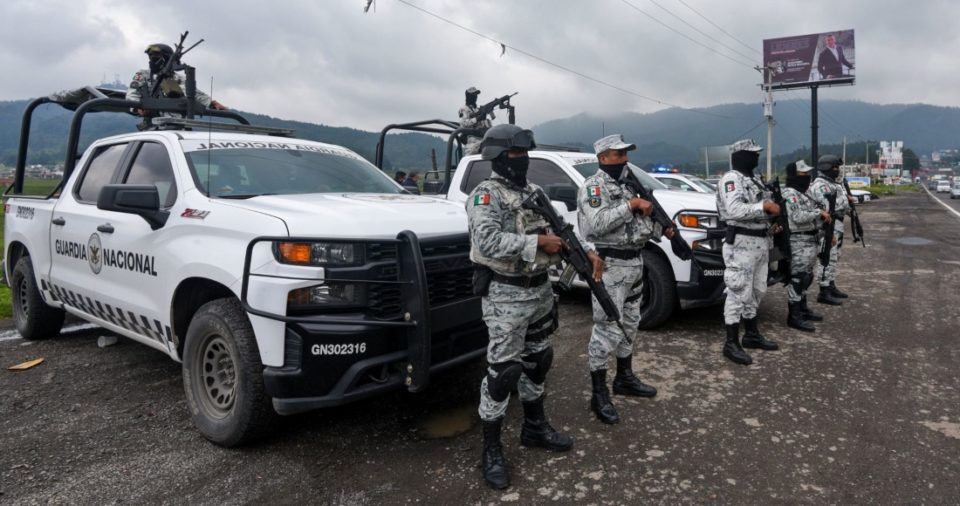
[842,136,847,177]
[704,147,709,178]
[757,65,775,180]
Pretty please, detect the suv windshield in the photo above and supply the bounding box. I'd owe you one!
[181,141,401,198]
[572,162,667,191]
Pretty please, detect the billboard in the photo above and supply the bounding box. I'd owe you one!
[763,29,855,89]
[845,176,870,189]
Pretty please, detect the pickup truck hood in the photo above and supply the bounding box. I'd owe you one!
[224,193,467,239]
[652,188,716,213]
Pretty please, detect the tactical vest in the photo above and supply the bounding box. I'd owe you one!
[468,178,561,275]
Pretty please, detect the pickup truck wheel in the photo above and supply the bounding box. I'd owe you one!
[11,256,65,340]
[637,250,677,330]
[182,298,275,447]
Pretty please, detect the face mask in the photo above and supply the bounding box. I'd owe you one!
[787,175,811,192]
[599,162,626,180]
[493,155,529,187]
[466,94,478,107]
[148,54,167,74]
[731,151,760,174]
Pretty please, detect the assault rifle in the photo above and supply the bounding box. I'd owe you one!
[521,188,628,337]
[818,191,837,280]
[842,179,866,247]
[766,177,791,285]
[148,31,205,99]
[618,166,698,267]
[474,92,518,124]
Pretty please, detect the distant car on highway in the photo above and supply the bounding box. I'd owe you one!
[951,183,960,199]
[848,188,878,203]
[936,180,951,193]
[652,173,716,193]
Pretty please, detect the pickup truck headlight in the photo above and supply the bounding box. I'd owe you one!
[676,213,719,229]
[274,241,360,266]
[288,283,364,310]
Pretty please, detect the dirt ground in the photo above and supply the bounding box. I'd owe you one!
[2,190,958,505]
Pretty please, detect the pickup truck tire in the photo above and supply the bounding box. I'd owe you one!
[637,250,677,330]
[182,298,275,447]
[11,256,65,340]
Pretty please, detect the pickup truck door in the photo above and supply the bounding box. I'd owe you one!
[49,140,177,353]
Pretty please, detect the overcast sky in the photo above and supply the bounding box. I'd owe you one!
[2,0,959,131]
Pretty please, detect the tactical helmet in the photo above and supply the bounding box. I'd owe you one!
[817,154,842,171]
[480,124,537,160]
[145,43,174,71]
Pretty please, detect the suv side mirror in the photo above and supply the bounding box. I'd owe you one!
[97,184,169,230]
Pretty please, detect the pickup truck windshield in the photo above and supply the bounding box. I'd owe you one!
[572,162,667,192]
[183,144,401,197]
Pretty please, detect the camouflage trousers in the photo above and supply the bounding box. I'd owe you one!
[722,235,771,325]
[816,228,843,287]
[787,233,819,303]
[478,280,557,421]
[588,256,643,371]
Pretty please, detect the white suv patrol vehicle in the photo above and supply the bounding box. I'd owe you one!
[5,88,485,446]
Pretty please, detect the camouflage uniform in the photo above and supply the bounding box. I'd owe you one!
[717,170,773,324]
[459,104,493,155]
[578,169,661,371]
[126,69,214,107]
[466,176,563,422]
[783,186,822,303]
[808,176,846,287]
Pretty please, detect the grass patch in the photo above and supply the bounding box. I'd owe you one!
[865,184,917,195]
[0,286,10,319]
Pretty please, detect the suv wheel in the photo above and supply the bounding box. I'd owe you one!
[182,297,275,446]
[11,256,65,340]
[637,250,677,330]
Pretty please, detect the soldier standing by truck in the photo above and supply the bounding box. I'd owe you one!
[716,140,781,366]
[809,155,850,305]
[577,134,672,425]
[783,160,832,331]
[466,124,602,490]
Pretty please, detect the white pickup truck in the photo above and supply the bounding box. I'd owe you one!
[4,89,486,446]
[441,151,727,328]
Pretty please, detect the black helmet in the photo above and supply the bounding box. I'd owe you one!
[479,124,536,160]
[145,43,174,72]
[817,154,842,171]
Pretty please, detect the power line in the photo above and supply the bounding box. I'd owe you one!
[646,0,758,64]
[729,118,767,143]
[394,0,736,119]
[618,0,756,69]
[675,0,761,55]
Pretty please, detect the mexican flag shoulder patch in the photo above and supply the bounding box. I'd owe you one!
[588,185,601,197]
[473,192,491,206]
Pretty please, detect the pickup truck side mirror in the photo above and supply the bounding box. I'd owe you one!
[97,184,169,230]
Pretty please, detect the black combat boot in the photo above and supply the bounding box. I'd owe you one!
[817,286,842,306]
[800,295,823,321]
[590,370,620,425]
[612,355,657,397]
[829,281,849,299]
[722,323,753,365]
[520,395,573,452]
[741,317,780,350]
[787,301,816,332]
[481,418,510,490]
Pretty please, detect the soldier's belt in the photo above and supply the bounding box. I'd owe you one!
[793,230,818,236]
[731,226,768,237]
[492,272,549,288]
[595,247,643,260]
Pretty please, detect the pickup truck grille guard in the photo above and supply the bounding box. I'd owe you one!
[241,231,480,394]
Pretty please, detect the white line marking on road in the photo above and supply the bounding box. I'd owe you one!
[924,185,960,220]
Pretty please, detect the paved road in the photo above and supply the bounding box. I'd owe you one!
[2,190,959,505]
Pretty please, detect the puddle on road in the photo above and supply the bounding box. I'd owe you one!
[894,236,935,246]
[417,403,477,439]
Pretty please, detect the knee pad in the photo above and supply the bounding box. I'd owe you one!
[522,347,554,385]
[487,362,523,402]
